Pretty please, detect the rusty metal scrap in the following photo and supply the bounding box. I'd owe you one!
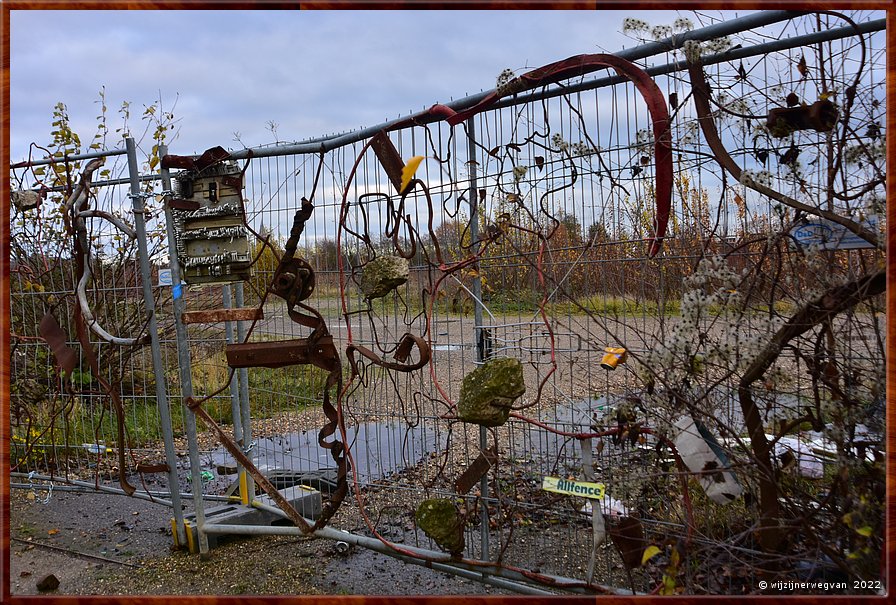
[346,332,431,376]
[226,337,338,370]
[370,130,406,194]
[181,307,264,325]
[39,313,78,376]
[455,448,498,495]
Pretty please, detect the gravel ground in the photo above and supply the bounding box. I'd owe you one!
[9,489,514,596]
[11,305,882,596]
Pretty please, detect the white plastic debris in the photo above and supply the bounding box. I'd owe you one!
[580,494,629,517]
[673,414,743,504]
[774,436,825,478]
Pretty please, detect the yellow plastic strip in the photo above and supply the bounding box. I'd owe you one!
[183,520,196,554]
[239,471,249,506]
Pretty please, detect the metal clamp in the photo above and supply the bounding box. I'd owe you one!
[27,471,53,504]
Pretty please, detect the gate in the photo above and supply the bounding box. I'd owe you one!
[10,10,886,595]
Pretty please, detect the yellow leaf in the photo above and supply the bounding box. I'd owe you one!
[857,525,873,537]
[641,545,662,566]
[48,529,59,535]
[400,156,424,193]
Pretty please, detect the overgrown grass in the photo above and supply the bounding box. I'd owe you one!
[12,353,330,460]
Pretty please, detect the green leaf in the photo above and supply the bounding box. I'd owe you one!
[857,525,873,537]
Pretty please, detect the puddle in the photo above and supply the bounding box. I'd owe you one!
[208,421,444,486]
[432,344,469,351]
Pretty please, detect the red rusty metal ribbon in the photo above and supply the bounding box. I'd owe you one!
[67,164,137,496]
[39,313,78,376]
[161,145,231,171]
[445,54,672,257]
[346,332,432,377]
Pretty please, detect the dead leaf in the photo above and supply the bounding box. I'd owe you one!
[786,92,800,107]
[797,54,808,78]
[608,516,646,570]
[534,156,545,171]
[47,529,59,535]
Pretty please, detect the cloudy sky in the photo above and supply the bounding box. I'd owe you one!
[9,9,753,161]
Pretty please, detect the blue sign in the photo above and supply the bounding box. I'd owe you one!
[790,216,878,250]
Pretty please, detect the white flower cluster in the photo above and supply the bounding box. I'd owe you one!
[673,17,694,32]
[651,24,673,40]
[768,84,785,99]
[635,128,655,153]
[641,256,754,385]
[496,68,515,89]
[704,36,732,54]
[740,169,774,188]
[551,133,570,153]
[571,141,596,157]
[622,18,650,33]
[683,36,732,61]
[683,39,703,62]
[679,121,701,146]
[512,165,528,182]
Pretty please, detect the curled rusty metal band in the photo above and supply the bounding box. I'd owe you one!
[62,159,137,496]
[346,332,432,377]
[214,200,350,531]
[444,53,673,258]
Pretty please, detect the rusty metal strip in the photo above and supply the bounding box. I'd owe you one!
[444,53,672,257]
[161,145,230,171]
[39,313,78,376]
[182,307,265,325]
[370,130,406,194]
[346,332,431,376]
[135,462,169,473]
[185,397,314,534]
[455,447,498,495]
[225,337,337,369]
[67,162,137,497]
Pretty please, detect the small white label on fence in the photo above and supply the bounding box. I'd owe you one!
[790,216,878,250]
[542,476,605,499]
[158,268,173,287]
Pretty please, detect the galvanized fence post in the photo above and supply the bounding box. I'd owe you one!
[125,137,186,546]
[465,117,490,561]
[158,143,210,556]
[233,281,254,502]
[222,284,251,504]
